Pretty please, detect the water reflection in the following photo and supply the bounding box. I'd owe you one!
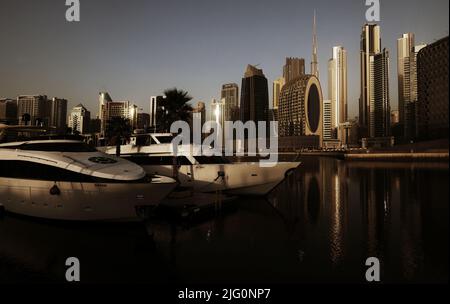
[269,157,448,282]
[0,157,448,283]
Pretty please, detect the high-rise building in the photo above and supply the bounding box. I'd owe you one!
[16,95,49,126]
[323,99,332,140]
[278,74,323,141]
[0,98,17,124]
[49,97,68,129]
[369,48,391,138]
[328,46,348,142]
[98,92,112,121]
[210,98,225,128]
[397,33,427,140]
[283,58,305,83]
[149,95,166,132]
[391,110,399,125]
[311,11,319,78]
[240,65,269,128]
[137,113,150,130]
[68,104,91,134]
[102,100,133,134]
[273,77,286,110]
[192,101,206,127]
[221,83,239,122]
[359,24,381,134]
[416,36,449,140]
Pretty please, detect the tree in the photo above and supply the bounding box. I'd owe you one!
[105,116,132,156]
[160,88,193,132]
[22,113,31,126]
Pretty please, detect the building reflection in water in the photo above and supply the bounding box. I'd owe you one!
[268,157,448,282]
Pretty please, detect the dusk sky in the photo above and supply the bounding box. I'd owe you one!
[0,0,448,118]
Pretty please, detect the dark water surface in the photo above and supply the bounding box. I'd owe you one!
[0,157,448,283]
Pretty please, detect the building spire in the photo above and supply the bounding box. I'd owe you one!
[311,10,319,79]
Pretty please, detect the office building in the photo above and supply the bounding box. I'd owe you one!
[0,98,17,124]
[416,36,449,140]
[49,97,68,129]
[283,58,305,84]
[323,99,332,140]
[16,95,49,126]
[137,113,150,130]
[273,77,286,110]
[149,95,166,132]
[397,33,426,140]
[240,65,269,128]
[369,48,391,138]
[328,46,348,143]
[68,104,91,134]
[359,24,381,135]
[221,83,239,122]
[278,74,323,142]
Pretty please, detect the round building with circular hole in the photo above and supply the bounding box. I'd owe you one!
[278,75,323,141]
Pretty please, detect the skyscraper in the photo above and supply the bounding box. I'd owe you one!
[369,48,391,138]
[16,95,49,126]
[98,92,112,121]
[416,36,449,140]
[68,104,91,134]
[273,77,286,109]
[328,46,348,142]
[240,65,269,128]
[360,24,381,134]
[323,99,332,140]
[311,10,319,78]
[221,83,239,122]
[149,95,165,132]
[49,97,68,129]
[397,33,426,140]
[283,58,305,83]
[0,98,17,124]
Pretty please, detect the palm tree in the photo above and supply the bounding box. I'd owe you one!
[160,88,193,132]
[105,116,132,156]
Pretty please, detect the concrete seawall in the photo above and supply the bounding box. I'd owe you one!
[344,152,449,161]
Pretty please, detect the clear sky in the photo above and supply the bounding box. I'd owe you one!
[0,0,448,118]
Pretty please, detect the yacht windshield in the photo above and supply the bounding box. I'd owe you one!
[155,135,174,144]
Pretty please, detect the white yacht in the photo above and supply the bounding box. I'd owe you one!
[0,125,177,222]
[99,133,301,196]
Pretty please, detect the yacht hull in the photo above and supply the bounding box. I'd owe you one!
[0,176,177,222]
[141,162,301,196]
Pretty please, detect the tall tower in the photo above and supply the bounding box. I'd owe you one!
[311,10,319,78]
[240,64,269,125]
[369,48,390,138]
[397,33,427,140]
[221,83,239,122]
[359,24,381,135]
[328,46,348,142]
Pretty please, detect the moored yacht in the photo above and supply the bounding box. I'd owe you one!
[99,132,301,196]
[0,125,177,221]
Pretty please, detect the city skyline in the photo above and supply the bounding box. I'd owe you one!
[0,0,448,118]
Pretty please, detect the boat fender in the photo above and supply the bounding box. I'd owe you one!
[50,184,61,196]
